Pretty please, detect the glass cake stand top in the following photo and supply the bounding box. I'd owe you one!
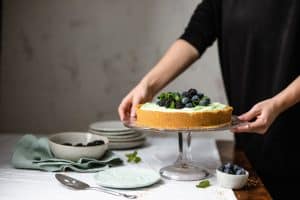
[123,115,247,133]
[123,116,248,181]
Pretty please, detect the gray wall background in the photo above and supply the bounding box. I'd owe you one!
[0,0,233,140]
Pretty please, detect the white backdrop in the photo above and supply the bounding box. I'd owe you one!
[1,0,232,140]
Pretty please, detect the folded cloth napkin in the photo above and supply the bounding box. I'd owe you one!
[11,134,123,172]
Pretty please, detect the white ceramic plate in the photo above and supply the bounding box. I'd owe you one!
[108,139,146,150]
[89,120,131,132]
[89,129,136,136]
[94,167,160,189]
[108,134,145,142]
[102,132,142,139]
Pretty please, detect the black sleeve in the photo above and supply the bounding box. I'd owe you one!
[180,0,219,55]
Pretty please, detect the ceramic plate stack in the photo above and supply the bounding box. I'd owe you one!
[88,120,146,150]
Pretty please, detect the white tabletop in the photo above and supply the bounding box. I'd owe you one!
[0,133,236,200]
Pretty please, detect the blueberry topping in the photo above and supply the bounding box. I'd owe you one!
[185,102,193,108]
[199,97,210,106]
[181,97,190,104]
[175,102,185,109]
[197,92,204,99]
[191,95,200,102]
[188,88,198,97]
[192,101,199,106]
[155,89,212,109]
[181,91,189,97]
[157,100,165,107]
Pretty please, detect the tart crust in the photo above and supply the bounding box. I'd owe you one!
[136,104,233,129]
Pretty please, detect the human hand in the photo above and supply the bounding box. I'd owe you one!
[232,98,282,134]
[118,82,154,121]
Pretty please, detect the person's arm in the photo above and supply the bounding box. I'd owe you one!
[118,40,199,121]
[233,76,300,134]
[140,40,199,97]
[118,0,219,121]
[272,76,300,112]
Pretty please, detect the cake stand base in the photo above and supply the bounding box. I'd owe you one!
[160,162,209,181]
[159,132,210,181]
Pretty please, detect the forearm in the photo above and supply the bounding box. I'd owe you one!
[139,39,199,95]
[272,76,300,113]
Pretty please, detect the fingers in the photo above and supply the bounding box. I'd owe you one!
[130,97,139,118]
[232,115,269,134]
[118,96,132,121]
[238,106,260,121]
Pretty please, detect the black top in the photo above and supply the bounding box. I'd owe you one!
[180,0,300,195]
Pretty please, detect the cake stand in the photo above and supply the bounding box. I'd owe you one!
[123,116,246,181]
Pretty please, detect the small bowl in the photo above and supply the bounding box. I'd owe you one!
[48,132,109,161]
[216,168,249,189]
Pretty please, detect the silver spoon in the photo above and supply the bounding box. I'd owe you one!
[55,173,137,199]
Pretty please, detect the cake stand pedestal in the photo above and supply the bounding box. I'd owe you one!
[159,131,210,180]
[123,116,246,181]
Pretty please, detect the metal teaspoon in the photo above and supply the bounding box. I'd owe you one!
[55,174,137,199]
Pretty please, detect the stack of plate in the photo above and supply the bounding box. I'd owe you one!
[88,120,146,150]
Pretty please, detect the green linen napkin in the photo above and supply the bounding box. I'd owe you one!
[11,134,123,172]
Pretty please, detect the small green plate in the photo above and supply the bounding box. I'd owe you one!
[94,167,161,189]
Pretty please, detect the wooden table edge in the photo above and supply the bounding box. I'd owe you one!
[216,140,272,200]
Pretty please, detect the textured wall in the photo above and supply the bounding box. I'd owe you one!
[1,0,232,139]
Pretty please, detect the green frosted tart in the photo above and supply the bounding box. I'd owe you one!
[140,102,228,112]
[135,89,233,129]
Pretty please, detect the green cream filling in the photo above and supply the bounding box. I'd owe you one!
[141,102,227,113]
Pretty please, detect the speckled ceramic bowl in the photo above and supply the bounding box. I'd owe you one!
[48,132,109,161]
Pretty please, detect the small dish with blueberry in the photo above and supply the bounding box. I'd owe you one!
[48,132,109,161]
[216,162,249,189]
